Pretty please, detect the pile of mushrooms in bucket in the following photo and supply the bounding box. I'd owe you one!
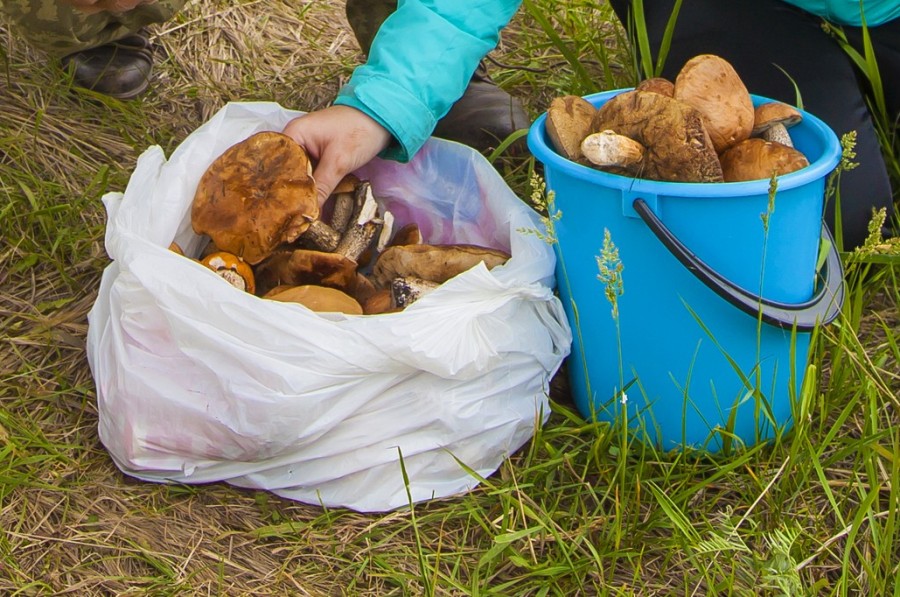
[547,54,810,182]
[178,131,510,314]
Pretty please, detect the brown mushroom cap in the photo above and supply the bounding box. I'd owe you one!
[362,289,396,315]
[352,272,378,305]
[719,138,810,182]
[199,251,256,294]
[636,77,675,97]
[546,95,598,161]
[267,285,363,315]
[590,89,723,183]
[262,284,294,298]
[253,248,358,297]
[388,223,423,247]
[191,131,318,265]
[332,173,361,195]
[372,244,511,288]
[674,54,754,153]
[752,102,803,136]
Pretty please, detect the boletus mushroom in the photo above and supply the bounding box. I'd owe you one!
[546,95,598,162]
[581,129,646,175]
[719,137,810,182]
[362,289,396,315]
[372,243,511,288]
[266,285,363,315]
[636,77,675,97]
[673,54,754,154]
[752,102,803,148]
[589,89,724,183]
[200,251,256,294]
[329,173,362,234]
[388,223,423,247]
[253,248,359,297]
[390,276,441,309]
[191,131,318,265]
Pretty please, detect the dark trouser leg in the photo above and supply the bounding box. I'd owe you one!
[608,0,897,249]
[344,0,531,153]
[345,0,396,55]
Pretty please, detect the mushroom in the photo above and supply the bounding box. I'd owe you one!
[288,180,388,263]
[352,272,379,306]
[673,54,754,153]
[391,277,441,309]
[388,223,423,247]
[752,102,803,148]
[636,77,675,97]
[266,285,363,315]
[362,289,397,315]
[719,137,810,182]
[200,251,256,294]
[372,243,511,288]
[375,210,395,254]
[262,284,294,298]
[580,129,646,175]
[546,95,598,161]
[253,248,359,297]
[590,89,724,182]
[329,173,362,234]
[191,131,319,265]
[335,181,385,263]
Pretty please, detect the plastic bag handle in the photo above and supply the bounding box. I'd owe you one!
[632,198,844,331]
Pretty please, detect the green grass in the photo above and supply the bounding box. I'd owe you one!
[2,1,899,595]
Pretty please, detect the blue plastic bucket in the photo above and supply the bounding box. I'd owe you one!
[528,89,845,451]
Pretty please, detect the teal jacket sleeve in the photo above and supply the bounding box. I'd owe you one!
[780,0,900,26]
[333,0,523,162]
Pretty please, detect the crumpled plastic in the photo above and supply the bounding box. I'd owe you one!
[86,101,572,512]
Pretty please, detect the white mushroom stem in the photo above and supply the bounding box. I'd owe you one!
[581,130,646,171]
[391,276,440,308]
[335,182,381,261]
[376,211,395,253]
[759,123,793,147]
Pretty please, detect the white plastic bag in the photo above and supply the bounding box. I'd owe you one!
[86,102,572,512]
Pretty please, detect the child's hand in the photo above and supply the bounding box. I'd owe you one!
[282,106,392,207]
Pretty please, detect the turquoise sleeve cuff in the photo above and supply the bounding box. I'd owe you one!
[335,0,522,162]
[334,75,436,163]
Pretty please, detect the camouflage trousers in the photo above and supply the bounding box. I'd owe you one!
[0,0,398,58]
[0,0,186,57]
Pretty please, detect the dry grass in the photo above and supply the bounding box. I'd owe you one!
[2,1,899,595]
[0,2,577,594]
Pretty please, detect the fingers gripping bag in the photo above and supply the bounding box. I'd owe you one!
[86,102,572,512]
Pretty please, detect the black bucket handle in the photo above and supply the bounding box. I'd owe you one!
[632,198,844,331]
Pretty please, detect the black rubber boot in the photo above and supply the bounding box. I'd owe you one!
[60,32,153,100]
[345,0,530,153]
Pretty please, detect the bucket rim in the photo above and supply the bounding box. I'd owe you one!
[527,88,843,196]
